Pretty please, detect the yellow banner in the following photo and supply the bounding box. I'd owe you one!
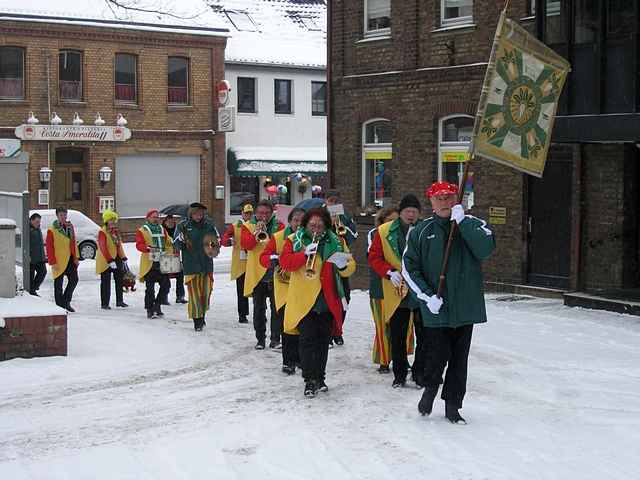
[442,150,470,163]
[365,150,392,161]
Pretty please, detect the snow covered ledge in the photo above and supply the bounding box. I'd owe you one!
[0,294,68,361]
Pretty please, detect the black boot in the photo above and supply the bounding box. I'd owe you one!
[378,365,390,374]
[418,385,439,416]
[147,309,155,319]
[304,382,316,398]
[155,302,164,317]
[193,318,205,332]
[176,297,188,304]
[116,301,129,308]
[445,403,467,424]
[239,315,248,324]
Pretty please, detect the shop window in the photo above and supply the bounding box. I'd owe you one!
[438,115,473,185]
[168,57,189,105]
[365,0,391,36]
[311,81,326,116]
[0,47,24,100]
[274,79,292,114]
[59,50,83,101]
[229,176,259,216]
[362,119,392,209]
[237,77,256,113]
[441,0,473,27]
[115,53,137,104]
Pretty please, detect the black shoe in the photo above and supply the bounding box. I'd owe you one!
[378,365,391,374]
[282,365,296,375]
[30,291,39,296]
[65,304,75,313]
[445,403,467,424]
[304,382,316,398]
[333,336,344,346]
[317,380,328,393]
[418,385,439,416]
[160,300,170,306]
[155,304,164,317]
[101,305,111,310]
[413,373,425,389]
[255,341,266,350]
[269,341,282,349]
[392,378,406,389]
[239,316,249,324]
[194,318,205,332]
[116,301,129,308]
[147,309,154,319]
[176,297,188,304]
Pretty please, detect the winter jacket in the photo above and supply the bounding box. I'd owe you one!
[46,222,79,279]
[367,228,383,300]
[30,225,45,264]
[222,221,247,280]
[402,214,495,328]
[173,218,219,276]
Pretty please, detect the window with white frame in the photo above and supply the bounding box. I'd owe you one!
[441,0,473,27]
[362,119,392,209]
[365,0,391,36]
[438,115,473,186]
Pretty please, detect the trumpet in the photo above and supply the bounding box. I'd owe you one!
[254,221,269,243]
[304,233,319,280]
[203,233,220,258]
[395,277,409,299]
[334,215,347,237]
[275,265,291,284]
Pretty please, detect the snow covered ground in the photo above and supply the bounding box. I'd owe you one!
[1,244,639,479]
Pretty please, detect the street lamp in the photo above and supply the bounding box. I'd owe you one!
[39,167,52,188]
[99,166,113,186]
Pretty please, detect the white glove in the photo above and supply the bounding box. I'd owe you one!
[305,243,318,256]
[229,237,235,246]
[418,292,443,314]
[328,253,349,270]
[269,254,279,261]
[174,232,184,243]
[108,261,117,270]
[451,204,466,224]
[387,270,403,288]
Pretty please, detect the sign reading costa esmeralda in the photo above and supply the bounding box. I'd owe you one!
[14,124,132,142]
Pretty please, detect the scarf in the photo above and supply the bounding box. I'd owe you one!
[144,221,164,250]
[53,220,72,239]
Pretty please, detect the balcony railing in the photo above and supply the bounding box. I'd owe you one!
[59,80,82,101]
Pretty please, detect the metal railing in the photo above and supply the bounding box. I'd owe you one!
[0,191,30,292]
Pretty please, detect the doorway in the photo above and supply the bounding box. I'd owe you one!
[54,148,86,212]
[527,146,573,289]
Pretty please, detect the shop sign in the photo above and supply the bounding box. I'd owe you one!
[15,124,131,142]
[441,150,470,163]
[489,206,507,225]
[218,106,236,133]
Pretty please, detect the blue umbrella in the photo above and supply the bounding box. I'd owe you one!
[294,197,325,211]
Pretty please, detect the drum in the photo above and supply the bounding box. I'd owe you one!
[149,248,162,263]
[160,253,182,274]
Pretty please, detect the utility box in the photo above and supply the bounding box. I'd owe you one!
[0,219,17,298]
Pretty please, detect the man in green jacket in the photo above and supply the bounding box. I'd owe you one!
[173,203,219,332]
[29,213,47,296]
[402,181,495,424]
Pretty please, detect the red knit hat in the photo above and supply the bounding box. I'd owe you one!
[146,209,159,219]
[426,182,459,199]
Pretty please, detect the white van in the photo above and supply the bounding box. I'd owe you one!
[30,209,101,260]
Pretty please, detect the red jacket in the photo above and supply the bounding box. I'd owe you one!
[367,231,395,279]
[221,222,236,247]
[259,237,278,269]
[45,227,77,266]
[135,229,150,253]
[97,230,127,262]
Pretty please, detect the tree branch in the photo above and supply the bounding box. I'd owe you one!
[103,0,209,20]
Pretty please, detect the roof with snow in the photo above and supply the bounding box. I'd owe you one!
[209,0,326,69]
[0,0,228,37]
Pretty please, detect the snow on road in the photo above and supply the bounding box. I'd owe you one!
[1,245,639,479]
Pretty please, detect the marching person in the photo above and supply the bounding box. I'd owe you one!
[260,207,305,375]
[279,207,356,398]
[403,182,495,424]
[136,209,173,319]
[240,200,284,350]
[28,213,47,296]
[96,209,128,310]
[325,189,357,347]
[221,203,253,323]
[46,206,79,312]
[173,202,220,332]
[367,207,398,374]
[369,194,422,388]
[160,214,187,306]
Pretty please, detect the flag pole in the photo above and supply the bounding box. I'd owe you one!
[435,4,509,298]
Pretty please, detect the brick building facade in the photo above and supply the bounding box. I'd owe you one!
[329,0,640,296]
[0,9,228,237]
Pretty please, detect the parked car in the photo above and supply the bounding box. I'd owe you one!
[30,209,100,260]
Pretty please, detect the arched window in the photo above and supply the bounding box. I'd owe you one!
[438,115,473,186]
[362,119,392,209]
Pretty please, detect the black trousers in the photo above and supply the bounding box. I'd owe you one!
[160,271,185,303]
[29,262,47,294]
[422,324,474,409]
[252,280,279,343]
[411,312,426,382]
[298,311,332,383]
[54,259,78,308]
[100,258,124,307]
[144,264,170,311]
[236,274,249,317]
[390,307,418,382]
[280,307,300,367]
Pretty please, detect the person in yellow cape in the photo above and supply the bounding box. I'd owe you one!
[279,207,356,398]
[173,202,220,332]
[135,209,173,319]
[221,203,253,323]
[368,194,423,388]
[259,207,305,375]
[240,199,284,350]
[96,209,128,310]
[45,206,79,312]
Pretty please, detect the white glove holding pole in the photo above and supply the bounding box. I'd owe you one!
[108,261,117,270]
[451,204,466,225]
[418,292,443,314]
[327,252,350,270]
[305,243,318,256]
[387,270,403,288]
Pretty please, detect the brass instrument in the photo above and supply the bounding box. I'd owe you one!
[203,233,220,258]
[254,221,269,243]
[304,233,319,280]
[334,215,347,237]
[395,276,409,299]
[275,265,291,284]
